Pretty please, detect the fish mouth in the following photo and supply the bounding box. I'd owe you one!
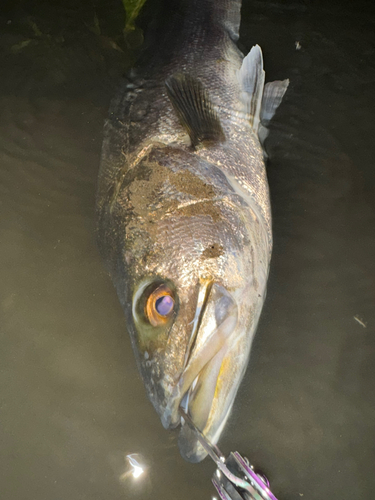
[161,281,239,462]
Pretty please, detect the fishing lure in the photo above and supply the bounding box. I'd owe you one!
[180,408,278,500]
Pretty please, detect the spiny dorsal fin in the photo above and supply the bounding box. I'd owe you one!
[165,73,225,149]
[238,44,265,133]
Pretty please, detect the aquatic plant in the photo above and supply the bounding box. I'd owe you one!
[122,0,148,31]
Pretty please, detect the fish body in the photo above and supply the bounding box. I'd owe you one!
[96,0,287,462]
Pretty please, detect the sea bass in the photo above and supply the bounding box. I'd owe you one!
[96,0,288,462]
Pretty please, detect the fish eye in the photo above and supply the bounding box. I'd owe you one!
[145,285,175,327]
[155,295,174,315]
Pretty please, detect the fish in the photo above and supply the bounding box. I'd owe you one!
[96,0,288,463]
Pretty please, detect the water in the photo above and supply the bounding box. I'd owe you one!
[1,1,374,499]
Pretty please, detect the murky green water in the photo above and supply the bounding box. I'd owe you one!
[1,1,374,499]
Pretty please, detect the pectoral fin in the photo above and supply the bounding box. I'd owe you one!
[165,74,225,148]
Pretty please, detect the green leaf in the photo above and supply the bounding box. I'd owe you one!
[122,0,148,31]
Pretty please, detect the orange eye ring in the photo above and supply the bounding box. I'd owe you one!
[145,285,175,327]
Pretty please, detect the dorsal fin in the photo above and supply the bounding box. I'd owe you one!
[165,73,225,148]
[238,45,289,146]
[238,45,265,133]
[260,79,289,125]
[258,79,289,148]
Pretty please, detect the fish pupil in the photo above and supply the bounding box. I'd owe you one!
[155,295,174,316]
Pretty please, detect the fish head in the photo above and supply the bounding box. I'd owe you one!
[111,146,269,462]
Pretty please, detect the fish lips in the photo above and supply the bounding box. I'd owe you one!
[161,283,239,462]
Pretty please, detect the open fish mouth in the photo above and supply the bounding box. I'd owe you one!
[161,281,239,462]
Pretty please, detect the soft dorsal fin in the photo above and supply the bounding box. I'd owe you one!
[238,44,265,133]
[258,79,289,148]
[165,73,225,148]
[260,79,289,125]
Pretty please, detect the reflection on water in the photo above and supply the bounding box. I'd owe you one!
[0,1,374,499]
[122,454,146,480]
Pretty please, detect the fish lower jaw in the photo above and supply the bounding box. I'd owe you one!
[179,374,199,424]
[161,344,231,462]
[159,376,198,430]
[161,348,217,432]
